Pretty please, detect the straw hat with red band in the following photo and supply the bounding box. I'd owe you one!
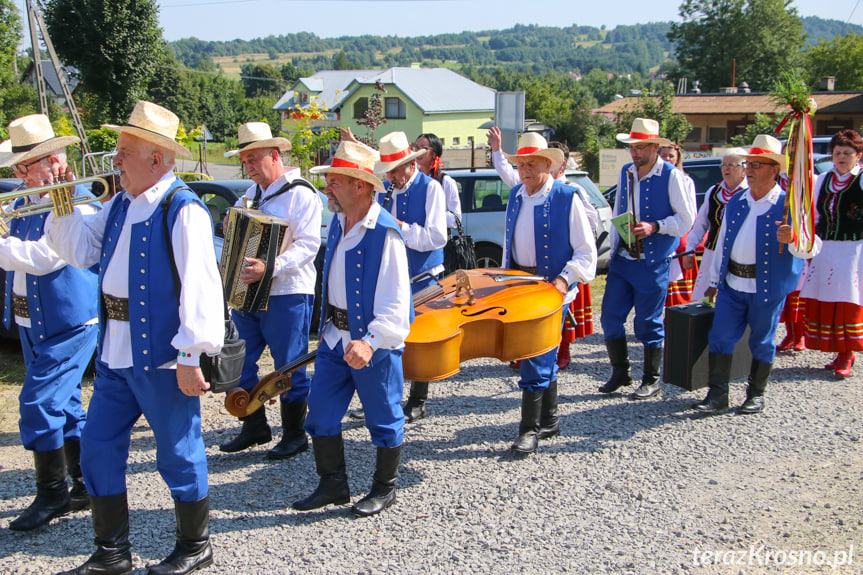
[615,117,672,147]
[311,141,385,192]
[0,114,80,168]
[503,132,565,173]
[224,121,291,157]
[373,131,426,174]
[102,100,191,159]
[742,134,786,170]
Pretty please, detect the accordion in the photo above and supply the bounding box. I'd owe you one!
[220,208,288,312]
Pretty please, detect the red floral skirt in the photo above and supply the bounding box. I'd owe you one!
[802,298,863,352]
[562,283,593,343]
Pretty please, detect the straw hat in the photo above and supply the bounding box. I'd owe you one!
[102,101,191,158]
[503,132,565,173]
[742,134,785,169]
[311,141,384,192]
[224,122,291,157]
[0,114,80,168]
[616,118,672,146]
[373,131,425,173]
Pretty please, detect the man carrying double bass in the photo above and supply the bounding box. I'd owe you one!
[502,132,596,455]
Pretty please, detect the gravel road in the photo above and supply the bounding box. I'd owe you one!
[1,329,861,574]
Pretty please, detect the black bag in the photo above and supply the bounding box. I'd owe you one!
[162,187,246,393]
[443,212,477,274]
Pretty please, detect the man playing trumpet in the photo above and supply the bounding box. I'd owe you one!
[0,114,99,531]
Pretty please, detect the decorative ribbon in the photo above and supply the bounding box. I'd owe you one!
[627,132,661,140]
[380,148,411,162]
[516,146,541,154]
[331,157,374,173]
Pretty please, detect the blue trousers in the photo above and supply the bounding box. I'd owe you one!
[80,360,208,502]
[601,254,671,347]
[305,340,404,448]
[519,307,566,391]
[231,293,313,404]
[18,323,97,452]
[709,285,786,363]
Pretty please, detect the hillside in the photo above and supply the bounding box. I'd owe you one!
[169,16,861,78]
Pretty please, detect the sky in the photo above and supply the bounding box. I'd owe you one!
[152,0,861,42]
[13,0,862,43]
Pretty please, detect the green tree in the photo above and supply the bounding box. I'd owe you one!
[44,0,164,124]
[0,0,40,136]
[668,0,805,92]
[240,62,283,98]
[805,33,863,91]
[283,97,338,178]
[332,50,354,70]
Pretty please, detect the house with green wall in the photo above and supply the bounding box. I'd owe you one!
[273,67,495,148]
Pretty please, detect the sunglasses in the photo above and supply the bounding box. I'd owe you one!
[12,156,45,175]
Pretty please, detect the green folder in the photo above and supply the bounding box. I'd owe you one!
[612,211,636,247]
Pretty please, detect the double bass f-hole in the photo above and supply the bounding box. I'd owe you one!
[461,306,507,318]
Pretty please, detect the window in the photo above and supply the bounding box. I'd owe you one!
[473,178,509,212]
[684,127,702,143]
[707,127,727,144]
[353,97,369,119]
[384,97,406,119]
[452,137,460,145]
[296,91,309,104]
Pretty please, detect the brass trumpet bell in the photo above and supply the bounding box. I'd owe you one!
[0,171,119,235]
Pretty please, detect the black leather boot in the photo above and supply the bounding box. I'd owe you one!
[693,353,733,413]
[738,360,772,415]
[631,345,663,400]
[537,380,559,440]
[57,492,133,575]
[218,407,271,453]
[145,496,212,575]
[598,339,633,393]
[9,447,71,531]
[65,439,91,512]
[266,401,309,460]
[292,434,350,511]
[511,389,544,454]
[403,381,428,423]
[351,445,402,517]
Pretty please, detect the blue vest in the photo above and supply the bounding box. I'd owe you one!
[320,209,413,339]
[717,189,803,301]
[503,179,575,281]
[99,179,207,376]
[617,161,680,263]
[378,171,444,278]
[2,186,99,340]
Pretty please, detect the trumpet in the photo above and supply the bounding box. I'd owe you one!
[0,171,119,235]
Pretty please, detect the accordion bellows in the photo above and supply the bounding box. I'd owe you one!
[220,208,288,312]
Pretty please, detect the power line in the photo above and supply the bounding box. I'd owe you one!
[161,0,463,7]
[159,64,288,84]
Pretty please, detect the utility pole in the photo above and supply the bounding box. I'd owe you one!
[26,0,96,174]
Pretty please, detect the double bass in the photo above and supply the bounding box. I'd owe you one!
[224,268,564,417]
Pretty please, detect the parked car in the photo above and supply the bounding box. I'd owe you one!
[603,154,833,210]
[446,168,614,270]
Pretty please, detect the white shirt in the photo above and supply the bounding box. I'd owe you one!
[384,167,448,278]
[234,169,323,296]
[503,174,597,303]
[440,173,462,228]
[46,170,224,369]
[0,193,98,328]
[707,184,819,293]
[492,149,601,233]
[321,202,412,353]
[685,179,747,253]
[610,156,697,257]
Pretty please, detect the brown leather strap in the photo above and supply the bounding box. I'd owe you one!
[511,262,537,275]
[11,295,29,318]
[326,304,350,331]
[103,293,130,321]
[728,259,756,279]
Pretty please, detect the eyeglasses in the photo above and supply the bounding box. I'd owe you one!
[720,163,742,169]
[12,156,45,175]
[742,161,776,170]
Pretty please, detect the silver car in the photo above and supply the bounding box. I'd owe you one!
[447,168,613,270]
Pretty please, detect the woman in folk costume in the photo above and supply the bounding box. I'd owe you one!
[682,148,748,301]
[799,129,863,377]
[659,143,698,306]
